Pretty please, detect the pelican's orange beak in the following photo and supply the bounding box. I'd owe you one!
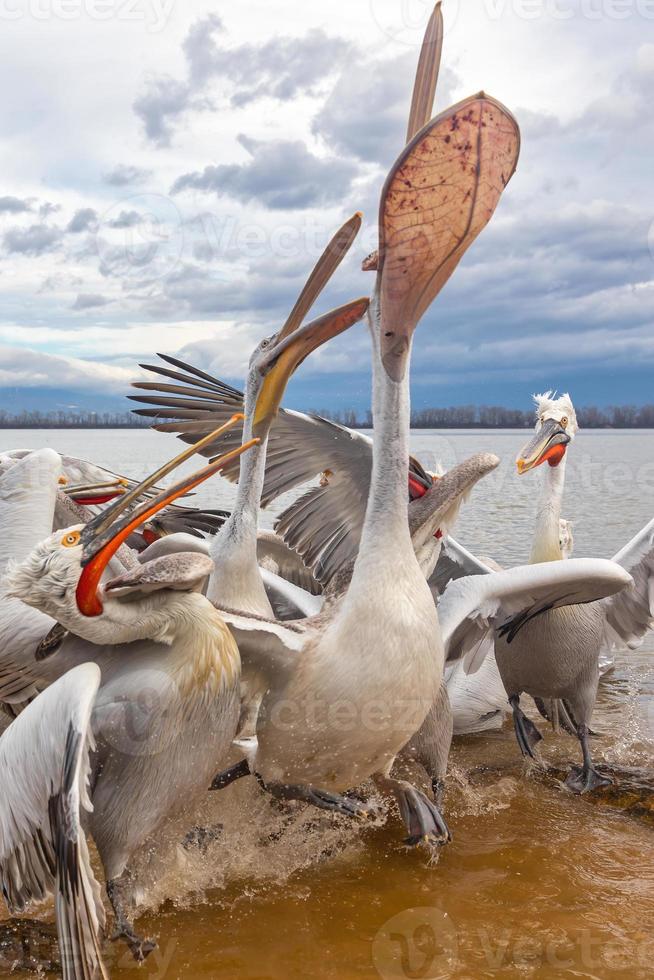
[252,298,369,437]
[76,417,255,617]
[516,418,570,474]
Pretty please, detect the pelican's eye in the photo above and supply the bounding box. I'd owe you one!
[560,416,569,428]
[61,531,81,548]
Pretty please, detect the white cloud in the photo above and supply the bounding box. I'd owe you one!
[0,1,651,406]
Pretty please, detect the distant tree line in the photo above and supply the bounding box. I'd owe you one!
[317,404,654,429]
[0,404,653,429]
[0,410,151,429]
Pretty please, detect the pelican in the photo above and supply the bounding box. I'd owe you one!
[0,448,227,549]
[204,212,368,621]
[426,392,653,792]
[130,6,446,588]
[204,85,522,847]
[0,426,254,975]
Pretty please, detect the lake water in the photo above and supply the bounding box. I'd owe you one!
[1,428,653,980]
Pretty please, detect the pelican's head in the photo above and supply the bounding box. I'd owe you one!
[409,452,500,577]
[516,391,578,475]
[4,522,215,646]
[4,428,256,646]
[251,298,368,438]
[248,212,366,437]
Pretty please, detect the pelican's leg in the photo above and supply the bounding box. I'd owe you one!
[564,724,612,794]
[209,757,251,790]
[373,774,451,847]
[400,680,452,808]
[106,878,156,963]
[255,775,372,819]
[509,694,543,759]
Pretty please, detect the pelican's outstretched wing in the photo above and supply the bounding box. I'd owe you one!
[600,517,654,652]
[0,450,63,705]
[0,449,62,574]
[0,663,107,980]
[130,354,376,500]
[440,558,633,673]
[130,356,431,515]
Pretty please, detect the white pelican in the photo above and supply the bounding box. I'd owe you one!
[0,430,255,976]
[428,392,653,792]
[204,212,368,620]
[0,448,227,548]
[205,88,522,846]
[130,4,446,585]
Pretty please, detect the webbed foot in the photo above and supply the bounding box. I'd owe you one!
[375,775,451,847]
[256,777,372,819]
[564,765,612,794]
[107,878,156,963]
[110,926,156,963]
[566,724,612,794]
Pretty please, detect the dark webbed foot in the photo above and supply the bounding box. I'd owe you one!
[375,775,451,847]
[256,776,372,819]
[510,695,543,759]
[110,926,157,963]
[564,765,612,794]
[209,757,251,791]
[106,879,156,963]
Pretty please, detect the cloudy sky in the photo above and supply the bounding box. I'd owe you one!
[0,0,652,415]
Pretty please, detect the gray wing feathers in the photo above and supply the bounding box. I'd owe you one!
[602,517,654,651]
[439,558,634,673]
[130,355,375,507]
[0,663,107,979]
[256,531,321,595]
[429,535,493,598]
[0,449,62,574]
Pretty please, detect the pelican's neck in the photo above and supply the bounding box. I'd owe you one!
[530,456,566,563]
[167,593,240,698]
[351,301,415,582]
[207,383,272,615]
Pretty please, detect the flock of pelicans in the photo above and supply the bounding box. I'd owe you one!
[1,7,653,979]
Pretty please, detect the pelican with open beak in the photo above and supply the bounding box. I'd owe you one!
[0,425,258,974]
[252,298,368,437]
[517,416,571,474]
[75,414,253,619]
